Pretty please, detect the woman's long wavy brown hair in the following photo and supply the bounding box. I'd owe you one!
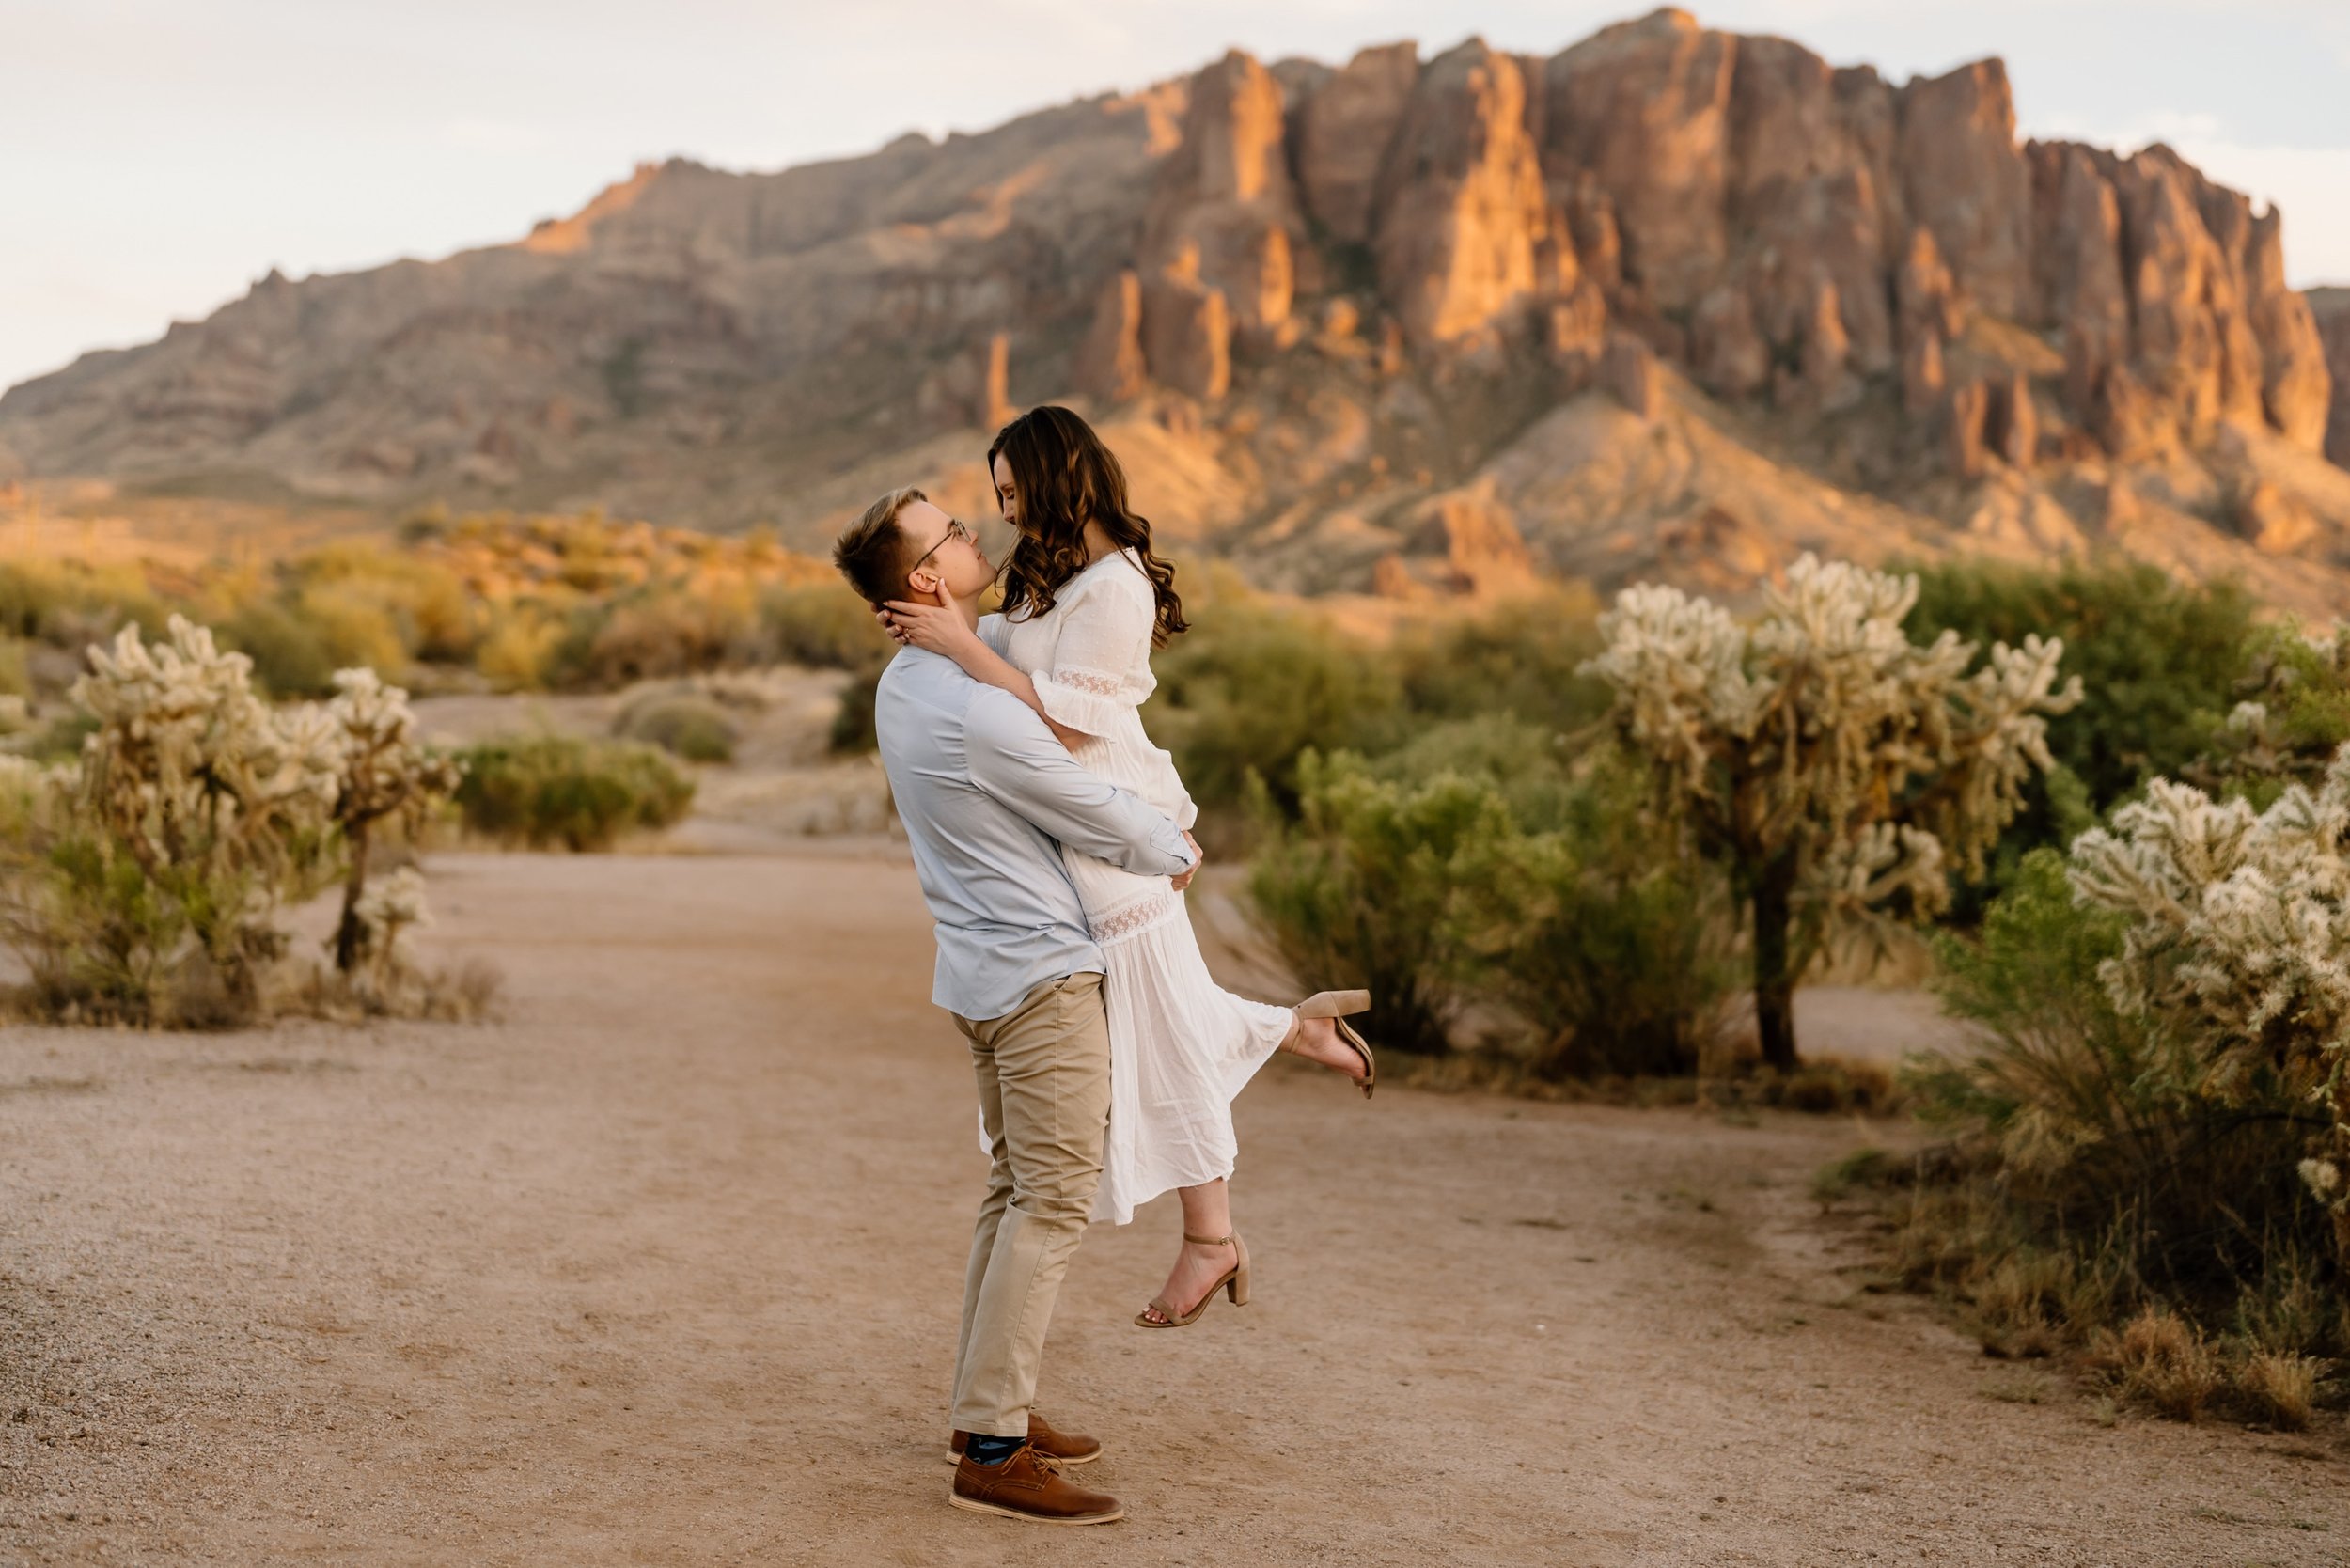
[988,405,1187,647]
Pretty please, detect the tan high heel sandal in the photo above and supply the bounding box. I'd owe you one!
[1135,1232,1249,1328]
[1289,989,1376,1098]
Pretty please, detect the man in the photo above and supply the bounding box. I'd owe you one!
[833,486,1197,1528]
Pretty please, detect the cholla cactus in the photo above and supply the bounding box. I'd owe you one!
[1588,555,2081,1067]
[324,668,462,973]
[347,864,430,991]
[2186,620,2350,795]
[2069,748,2350,1261]
[71,616,344,1005]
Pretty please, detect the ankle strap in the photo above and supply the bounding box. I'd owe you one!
[1183,1231,1235,1246]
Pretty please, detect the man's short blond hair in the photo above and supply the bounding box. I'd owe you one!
[833,485,929,606]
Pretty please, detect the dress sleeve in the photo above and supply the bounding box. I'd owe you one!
[1033,564,1154,740]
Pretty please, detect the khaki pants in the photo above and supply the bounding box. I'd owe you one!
[948,972,1111,1436]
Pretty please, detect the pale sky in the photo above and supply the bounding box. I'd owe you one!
[6,0,2348,394]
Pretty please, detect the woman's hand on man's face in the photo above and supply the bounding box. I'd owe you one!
[881,599,977,657]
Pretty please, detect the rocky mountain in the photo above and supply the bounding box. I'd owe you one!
[5,9,2347,614]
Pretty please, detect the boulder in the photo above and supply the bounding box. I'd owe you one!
[1295,42,1419,244]
[2242,209,2331,452]
[1604,331,1664,420]
[2235,478,2320,555]
[1542,8,1734,312]
[1902,328,1946,416]
[1724,35,1895,374]
[1075,271,1149,402]
[1896,61,2033,321]
[1145,52,1302,334]
[2028,142,2128,384]
[1691,284,1768,399]
[1948,379,1992,478]
[1141,249,1231,400]
[1372,39,1551,344]
[2311,289,2350,468]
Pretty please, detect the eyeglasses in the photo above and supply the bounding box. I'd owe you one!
[913,516,975,571]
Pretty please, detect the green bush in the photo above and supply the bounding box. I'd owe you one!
[1392,587,1612,736]
[1907,557,2254,806]
[1151,603,1403,816]
[2186,619,2350,804]
[452,734,695,851]
[1453,748,1736,1078]
[1246,749,1512,1055]
[1905,557,2256,914]
[761,581,893,670]
[614,694,738,763]
[218,601,337,698]
[1874,848,2344,1378]
[830,666,881,755]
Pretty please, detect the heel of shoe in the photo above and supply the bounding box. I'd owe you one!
[1229,1239,1251,1307]
[1298,988,1371,1019]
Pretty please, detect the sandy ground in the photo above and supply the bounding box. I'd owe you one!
[3,846,2346,1567]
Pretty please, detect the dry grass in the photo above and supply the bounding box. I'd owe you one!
[2233,1350,2324,1431]
[280,955,504,1024]
[2092,1308,2224,1422]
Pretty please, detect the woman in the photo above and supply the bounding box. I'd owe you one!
[882,405,1372,1329]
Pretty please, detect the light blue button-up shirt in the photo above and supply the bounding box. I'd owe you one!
[874,644,1196,1022]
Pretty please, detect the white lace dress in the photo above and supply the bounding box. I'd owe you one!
[980,550,1293,1226]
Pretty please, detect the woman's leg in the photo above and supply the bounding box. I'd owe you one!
[1139,1178,1239,1324]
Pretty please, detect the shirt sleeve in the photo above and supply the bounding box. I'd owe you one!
[977,612,1010,657]
[964,689,1195,879]
[1031,564,1155,739]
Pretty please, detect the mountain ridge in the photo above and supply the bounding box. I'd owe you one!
[5,8,2346,615]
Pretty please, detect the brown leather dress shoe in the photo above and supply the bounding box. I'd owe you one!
[949,1441,1122,1525]
[946,1410,1102,1466]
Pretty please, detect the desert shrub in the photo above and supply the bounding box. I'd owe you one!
[1447,742,1736,1077]
[2092,1307,2224,1421]
[551,584,762,689]
[452,733,694,851]
[296,581,409,676]
[0,557,170,649]
[218,600,337,697]
[474,608,565,690]
[0,635,28,699]
[1920,850,2326,1295]
[1856,815,2349,1419]
[0,619,345,1025]
[614,693,738,763]
[321,670,463,978]
[2187,619,2350,804]
[1589,555,2078,1067]
[1907,557,2253,808]
[1392,586,1612,735]
[1906,557,2257,911]
[761,581,894,670]
[830,667,881,755]
[1151,602,1404,817]
[2070,755,2350,1268]
[1370,713,1578,831]
[293,542,478,663]
[1245,749,1510,1054]
[2232,1349,2323,1430]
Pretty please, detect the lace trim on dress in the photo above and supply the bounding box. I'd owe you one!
[1052,666,1126,698]
[1089,889,1181,945]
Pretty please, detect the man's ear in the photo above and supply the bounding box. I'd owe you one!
[904,564,944,601]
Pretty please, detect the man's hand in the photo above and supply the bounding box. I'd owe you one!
[1170,830,1203,892]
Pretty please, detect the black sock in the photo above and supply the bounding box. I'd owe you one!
[965,1433,1025,1466]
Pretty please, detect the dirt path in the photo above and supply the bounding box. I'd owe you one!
[3,848,2343,1565]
